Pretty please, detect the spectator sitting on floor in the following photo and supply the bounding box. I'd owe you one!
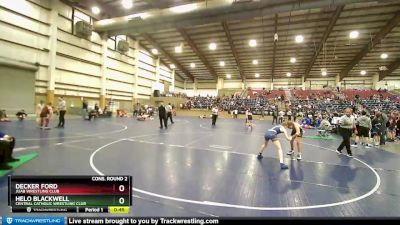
[199,114,211,119]
[0,131,20,170]
[301,116,315,129]
[137,113,154,121]
[16,110,27,121]
[87,107,97,121]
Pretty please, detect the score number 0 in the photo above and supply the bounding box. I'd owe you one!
[118,184,126,205]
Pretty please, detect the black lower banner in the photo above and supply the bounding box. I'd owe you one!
[66,217,400,225]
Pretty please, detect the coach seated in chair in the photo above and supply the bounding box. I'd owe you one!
[0,131,20,170]
[318,116,332,136]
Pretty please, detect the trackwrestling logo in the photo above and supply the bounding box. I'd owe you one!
[2,217,65,225]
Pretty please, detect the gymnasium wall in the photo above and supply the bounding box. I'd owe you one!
[0,66,35,113]
[0,0,177,112]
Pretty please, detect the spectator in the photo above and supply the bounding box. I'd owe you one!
[211,105,219,126]
[166,103,174,124]
[82,100,88,120]
[278,110,285,124]
[35,100,44,126]
[352,110,372,148]
[57,97,66,128]
[0,131,20,170]
[158,103,167,129]
[16,110,27,121]
[272,107,278,125]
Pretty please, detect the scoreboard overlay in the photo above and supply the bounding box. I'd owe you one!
[8,176,132,213]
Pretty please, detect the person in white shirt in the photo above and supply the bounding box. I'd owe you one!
[211,106,218,126]
[57,97,67,128]
[287,110,292,121]
[35,100,44,127]
[278,110,285,124]
[165,103,174,124]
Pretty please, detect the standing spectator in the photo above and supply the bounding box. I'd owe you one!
[379,112,389,145]
[261,108,265,120]
[272,107,278,125]
[82,100,88,120]
[287,110,292,121]
[166,103,174,124]
[387,111,397,142]
[172,104,176,116]
[95,104,99,114]
[371,113,382,146]
[336,108,354,157]
[133,103,140,117]
[57,97,66,128]
[278,110,285,124]
[35,100,44,127]
[211,105,219,126]
[158,103,167,129]
[352,110,372,148]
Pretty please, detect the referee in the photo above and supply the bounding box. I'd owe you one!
[336,108,354,157]
[211,105,218,126]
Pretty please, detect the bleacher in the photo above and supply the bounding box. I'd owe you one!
[341,89,394,100]
[291,89,334,100]
[248,90,286,99]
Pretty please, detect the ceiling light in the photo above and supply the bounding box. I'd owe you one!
[252,60,258,65]
[175,45,182,53]
[380,53,388,59]
[321,68,327,76]
[151,49,158,55]
[209,43,217,50]
[226,74,231,79]
[360,70,366,75]
[121,0,133,9]
[290,57,296,63]
[170,64,176,69]
[170,3,198,13]
[249,39,257,47]
[91,6,100,15]
[190,63,196,68]
[255,73,260,78]
[349,30,359,39]
[295,35,304,43]
[219,61,225,67]
[286,72,291,77]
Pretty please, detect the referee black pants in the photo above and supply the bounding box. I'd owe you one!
[212,115,218,126]
[272,116,278,124]
[338,128,352,154]
[159,115,167,128]
[167,112,174,124]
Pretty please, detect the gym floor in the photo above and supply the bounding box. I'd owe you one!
[0,116,399,217]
